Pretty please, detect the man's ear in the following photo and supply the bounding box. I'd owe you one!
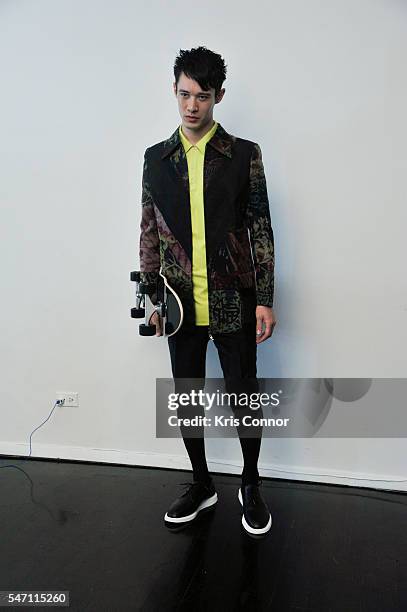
[215,88,225,104]
[173,81,177,97]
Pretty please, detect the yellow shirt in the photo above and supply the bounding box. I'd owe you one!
[179,120,218,325]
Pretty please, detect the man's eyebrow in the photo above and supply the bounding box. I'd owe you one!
[178,89,211,95]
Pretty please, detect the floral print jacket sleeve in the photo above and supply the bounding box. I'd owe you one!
[246,142,275,308]
[138,151,161,303]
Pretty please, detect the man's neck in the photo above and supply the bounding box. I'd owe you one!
[181,119,216,145]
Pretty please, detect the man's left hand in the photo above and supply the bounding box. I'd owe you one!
[255,306,276,344]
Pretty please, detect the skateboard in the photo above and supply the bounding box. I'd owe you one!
[130,267,183,337]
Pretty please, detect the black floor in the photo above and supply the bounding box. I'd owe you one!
[0,457,406,612]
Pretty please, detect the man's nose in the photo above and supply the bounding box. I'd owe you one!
[187,97,198,113]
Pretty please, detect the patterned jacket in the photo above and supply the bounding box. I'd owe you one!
[139,122,275,335]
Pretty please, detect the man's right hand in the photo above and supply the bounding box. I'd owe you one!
[149,310,163,337]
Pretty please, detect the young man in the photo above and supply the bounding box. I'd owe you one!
[139,46,276,535]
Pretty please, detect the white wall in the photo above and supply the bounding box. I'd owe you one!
[1,0,406,491]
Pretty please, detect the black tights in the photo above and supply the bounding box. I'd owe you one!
[167,321,263,486]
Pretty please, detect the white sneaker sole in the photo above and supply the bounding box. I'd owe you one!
[238,488,272,535]
[164,492,218,523]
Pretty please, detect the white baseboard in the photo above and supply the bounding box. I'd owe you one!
[1,442,406,492]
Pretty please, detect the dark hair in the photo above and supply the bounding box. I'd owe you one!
[174,46,227,98]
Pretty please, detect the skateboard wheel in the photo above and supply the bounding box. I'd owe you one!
[139,323,157,336]
[130,271,141,282]
[131,307,145,318]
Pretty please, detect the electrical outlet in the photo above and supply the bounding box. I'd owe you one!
[56,392,79,407]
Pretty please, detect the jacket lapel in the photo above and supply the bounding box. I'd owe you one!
[206,123,233,158]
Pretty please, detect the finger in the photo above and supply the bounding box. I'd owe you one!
[156,316,162,336]
[257,320,273,343]
[263,321,273,340]
[256,317,264,336]
[255,319,264,344]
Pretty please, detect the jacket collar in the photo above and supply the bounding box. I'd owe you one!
[161,122,233,159]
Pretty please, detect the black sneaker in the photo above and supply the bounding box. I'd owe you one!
[164,479,218,524]
[238,479,272,535]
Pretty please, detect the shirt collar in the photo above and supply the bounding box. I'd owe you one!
[161,121,234,159]
[179,120,218,154]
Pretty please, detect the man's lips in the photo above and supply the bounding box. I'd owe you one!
[185,116,199,120]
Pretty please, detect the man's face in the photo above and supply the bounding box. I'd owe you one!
[173,71,224,132]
